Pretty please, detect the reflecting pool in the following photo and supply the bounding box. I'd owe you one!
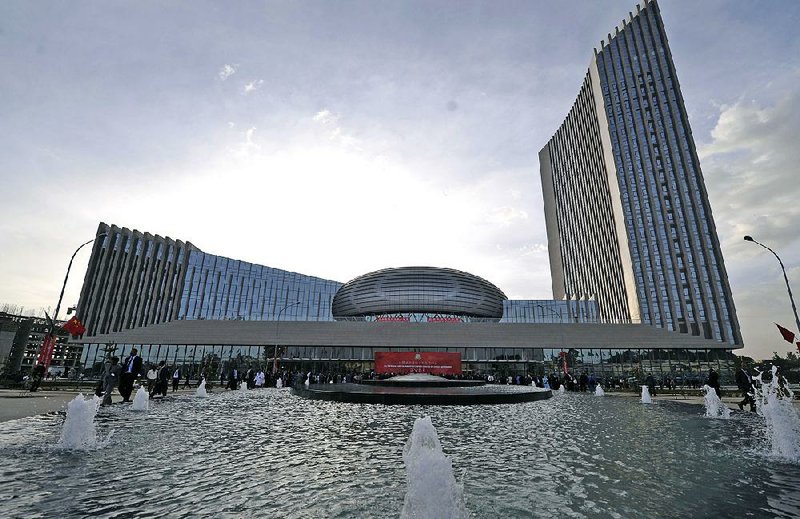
[1,390,798,518]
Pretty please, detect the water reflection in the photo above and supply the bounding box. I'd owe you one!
[0,391,797,518]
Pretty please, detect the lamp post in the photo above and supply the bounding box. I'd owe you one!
[273,301,302,376]
[34,233,106,384]
[744,235,800,333]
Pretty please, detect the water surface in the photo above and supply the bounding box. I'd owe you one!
[0,390,798,518]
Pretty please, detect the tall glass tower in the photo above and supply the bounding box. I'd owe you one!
[539,0,742,345]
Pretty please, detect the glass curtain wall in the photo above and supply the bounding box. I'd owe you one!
[78,344,735,384]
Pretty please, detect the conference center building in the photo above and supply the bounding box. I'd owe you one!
[73,222,736,385]
[71,0,741,384]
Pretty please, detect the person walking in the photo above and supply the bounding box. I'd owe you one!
[172,366,181,392]
[29,364,46,392]
[736,366,755,411]
[101,356,122,406]
[154,360,170,398]
[645,373,657,397]
[227,367,239,390]
[146,365,158,396]
[708,367,721,398]
[119,348,143,402]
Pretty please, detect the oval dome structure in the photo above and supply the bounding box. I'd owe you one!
[331,266,507,319]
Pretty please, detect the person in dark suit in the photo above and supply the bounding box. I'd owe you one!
[708,368,721,398]
[736,366,755,411]
[119,348,143,402]
[156,360,170,397]
[171,367,181,392]
[227,368,239,390]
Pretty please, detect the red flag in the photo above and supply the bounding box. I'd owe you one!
[775,323,796,343]
[796,342,800,354]
[62,316,86,336]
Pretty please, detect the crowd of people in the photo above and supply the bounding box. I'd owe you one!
[98,348,197,405]
[94,350,788,414]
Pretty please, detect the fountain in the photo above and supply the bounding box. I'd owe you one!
[56,394,102,450]
[753,366,800,462]
[401,416,467,519]
[294,373,551,405]
[3,384,800,516]
[239,381,248,395]
[195,379,208,398]
[304,374,310,389]
[276,377,283,389]
[558,385,565,395]
[702,384,730,419]
[641,385,652,404]
[594,385,605,397]
[132,386,149,411]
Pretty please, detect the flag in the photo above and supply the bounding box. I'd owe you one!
[775,323,796,343]
[796,342,800,354]
[36,334,57,370]
[62,316,86,337]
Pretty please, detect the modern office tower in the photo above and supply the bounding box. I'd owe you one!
[75,223,342,336]
[539,0,742,345]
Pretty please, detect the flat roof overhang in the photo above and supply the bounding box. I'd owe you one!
[71,320,737,350]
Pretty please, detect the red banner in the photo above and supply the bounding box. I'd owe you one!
[36,334,57,370]
[374,351,461,375]
[559,351,569,374]
[426,317,463,323]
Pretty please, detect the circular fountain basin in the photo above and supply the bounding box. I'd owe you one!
[360,373,485,388]
[294,374,551,405]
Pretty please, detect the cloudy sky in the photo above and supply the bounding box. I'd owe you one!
[1,0,798,360]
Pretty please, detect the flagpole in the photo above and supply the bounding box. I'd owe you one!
[38,233,107,371]
[744,235,800,334]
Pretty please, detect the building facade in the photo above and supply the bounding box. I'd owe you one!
[0,312,75,377]
[540,0,742,346]
[76,223,342,337]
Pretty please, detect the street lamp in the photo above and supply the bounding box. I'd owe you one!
[744,235,800,333]
[35,233,107,382]
[273,300,302,375]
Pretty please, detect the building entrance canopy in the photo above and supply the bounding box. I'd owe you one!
[74,319,733,350]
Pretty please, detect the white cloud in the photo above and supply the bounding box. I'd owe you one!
[700,91,800,248]
[243,79,263,94]
[227,126,260,158]
[310,109,361,150]
[313,109,336,124]
[218,64,238,81]
[699,89,800,359]
[484,206,529,227]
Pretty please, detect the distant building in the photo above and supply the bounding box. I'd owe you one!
[0,312,75,376]
[75,222,341,337]
[539,0,741,345]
